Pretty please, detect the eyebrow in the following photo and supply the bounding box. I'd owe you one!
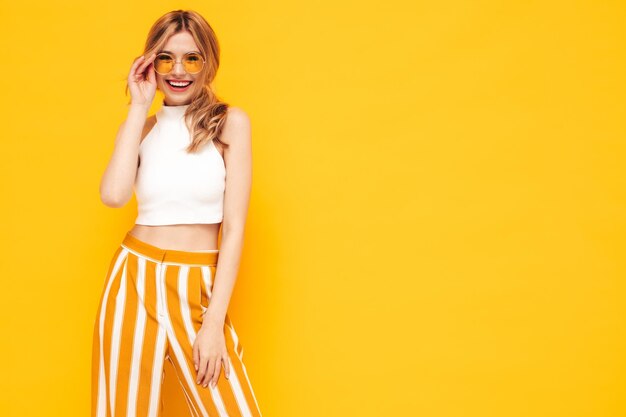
[159,50,201,55]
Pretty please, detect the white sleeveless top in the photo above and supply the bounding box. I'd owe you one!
[134,103,226,225]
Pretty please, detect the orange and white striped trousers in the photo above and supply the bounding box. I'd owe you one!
[91,232,262,417]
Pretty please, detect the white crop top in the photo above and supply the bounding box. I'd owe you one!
[134,103,226,225]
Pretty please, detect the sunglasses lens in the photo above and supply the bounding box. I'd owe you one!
[153,53,204,74]
[154,54,173,74]
[184,53,204,73]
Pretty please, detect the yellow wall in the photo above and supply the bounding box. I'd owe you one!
[0,1,624,416]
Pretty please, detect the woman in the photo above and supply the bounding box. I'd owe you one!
[91,10,262,417]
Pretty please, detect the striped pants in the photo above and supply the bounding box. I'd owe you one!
[91,232,262,417]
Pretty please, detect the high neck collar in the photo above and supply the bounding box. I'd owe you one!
[158,102,190,120]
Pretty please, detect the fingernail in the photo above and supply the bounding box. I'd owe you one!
[203,383,207,388]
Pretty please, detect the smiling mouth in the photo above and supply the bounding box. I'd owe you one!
[166,80,193,87]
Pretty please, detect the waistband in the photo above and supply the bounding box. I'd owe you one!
[121,232,219,266]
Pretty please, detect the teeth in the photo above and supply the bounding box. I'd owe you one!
[168,80,191,87]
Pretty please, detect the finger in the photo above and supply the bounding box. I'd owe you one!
[193,344,199,371]
[137,52,156,74]
[147,62,156,85]
[134,56,153,80]
[128,55,145,79]
[132,53,155,82]
[211,358,222,388]
[200,356,211,386]
[224,355,230,379]
[203,358,217,388]
[203,357,216,387]
[197,356,208,384]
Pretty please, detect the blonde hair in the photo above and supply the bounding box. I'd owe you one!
[125,10,229,153]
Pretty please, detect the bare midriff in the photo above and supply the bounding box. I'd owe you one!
[128,223,221,251]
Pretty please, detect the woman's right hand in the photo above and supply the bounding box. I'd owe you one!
[128,53,157,107]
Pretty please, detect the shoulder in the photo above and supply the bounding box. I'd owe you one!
[117,114,156,145]
[220,106,251,146]
[225,106,250,128]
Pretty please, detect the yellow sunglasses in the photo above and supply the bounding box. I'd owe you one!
[153,51,206,75]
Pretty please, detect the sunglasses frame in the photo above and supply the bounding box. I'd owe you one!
[153,51,206,75]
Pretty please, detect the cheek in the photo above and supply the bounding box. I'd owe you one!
[155,76,167,92]
[193,83,204,96]
[191,76,203,92]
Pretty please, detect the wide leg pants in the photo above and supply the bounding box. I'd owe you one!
[91,232,262,417]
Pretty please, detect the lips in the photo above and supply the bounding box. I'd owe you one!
[165,79,193,92]
[166,80,192,87]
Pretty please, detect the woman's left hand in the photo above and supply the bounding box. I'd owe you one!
[193,320,231,388]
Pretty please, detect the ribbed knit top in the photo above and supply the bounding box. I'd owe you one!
[134,103,226,225]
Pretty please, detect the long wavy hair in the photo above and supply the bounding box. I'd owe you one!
[125,10,229,154]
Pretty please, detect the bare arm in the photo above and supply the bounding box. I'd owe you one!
[202,106,253,327]
[99,104,150,207]
[99,52,157,207]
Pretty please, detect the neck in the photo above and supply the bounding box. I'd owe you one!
[158,101,190,120]
[163,99,191,107]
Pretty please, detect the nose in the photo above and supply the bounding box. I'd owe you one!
[172,61,186,76]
